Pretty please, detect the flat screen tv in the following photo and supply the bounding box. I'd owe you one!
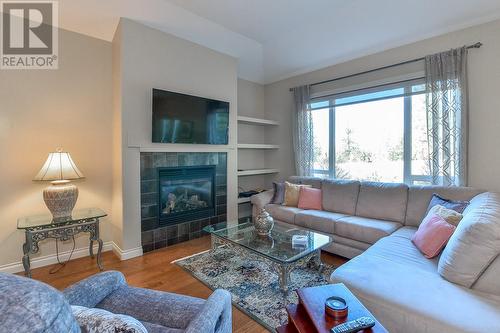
[152,88,229,144]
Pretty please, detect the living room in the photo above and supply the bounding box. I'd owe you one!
[1,1,500,332]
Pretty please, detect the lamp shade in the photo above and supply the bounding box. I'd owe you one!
[33,150,84,181]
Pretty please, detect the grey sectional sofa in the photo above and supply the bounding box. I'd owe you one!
[251,176,500,333]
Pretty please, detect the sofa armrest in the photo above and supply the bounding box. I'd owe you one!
[63,271,127,308]
[251,190,274,210]
[185,289,232,333]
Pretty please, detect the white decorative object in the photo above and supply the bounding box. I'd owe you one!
[254,208,274,235]
[292,235,308,248]
[33,149,84,221]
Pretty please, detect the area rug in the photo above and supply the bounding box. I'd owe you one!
[175,248,336,331]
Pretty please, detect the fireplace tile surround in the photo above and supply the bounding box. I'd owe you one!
[140,152,227,252]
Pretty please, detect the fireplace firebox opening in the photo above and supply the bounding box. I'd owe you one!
[158,165,216,227]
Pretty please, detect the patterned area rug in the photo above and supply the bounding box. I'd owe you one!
[175,248,336,331]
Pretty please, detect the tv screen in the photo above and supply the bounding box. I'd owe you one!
[152,89,229,144]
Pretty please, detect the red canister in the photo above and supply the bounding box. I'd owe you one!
[325,296,348,319]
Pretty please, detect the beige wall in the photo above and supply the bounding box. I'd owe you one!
[0,29,113,269]
[264,19,500,192]
[113,19,239,251]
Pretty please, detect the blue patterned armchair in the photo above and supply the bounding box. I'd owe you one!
[0,271,232,333]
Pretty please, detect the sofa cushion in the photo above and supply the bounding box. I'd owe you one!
[141,321,183,333]
[423,204,463,226]
[283,181,311,207]
[295,210,348,234]
[331,228,500,333]
[288,176,323,189]
[355,182,408,222]
[331,234,371,251]
[405,185,483,227]
[412,215,456,259]
[298,187,322,210]
[72,305,148,333]
[335,216,402,244]
[426,193,470,214]
[265,204,302,224]
[270,181,285,204]
[322,179,360,215]
[438,192,500,288]
[473,255,500,296]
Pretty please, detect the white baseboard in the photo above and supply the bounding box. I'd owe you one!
[0,242,113,274]
[111,242,143,260]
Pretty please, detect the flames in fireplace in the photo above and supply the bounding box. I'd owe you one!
[158,166,216,226]
[162,183,210,214]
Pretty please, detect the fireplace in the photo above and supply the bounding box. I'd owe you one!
[158,165,216,227]
[140,152,227,253]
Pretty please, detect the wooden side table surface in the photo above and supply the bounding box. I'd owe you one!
[277,283,388,333]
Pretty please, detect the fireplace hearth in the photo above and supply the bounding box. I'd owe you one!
[158,166,215,226]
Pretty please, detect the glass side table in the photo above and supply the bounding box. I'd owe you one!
[17,208,107,277]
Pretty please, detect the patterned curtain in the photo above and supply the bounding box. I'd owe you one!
[425,46,468,186]
[292,85,314,176]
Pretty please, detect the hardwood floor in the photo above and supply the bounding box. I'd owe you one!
[26,236,347,333]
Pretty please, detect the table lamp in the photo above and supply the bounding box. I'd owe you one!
[33,149,84,221]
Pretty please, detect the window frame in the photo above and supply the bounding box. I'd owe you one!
[310,78,431,185]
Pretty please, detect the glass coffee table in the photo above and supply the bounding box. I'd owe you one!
[203,221,333,292]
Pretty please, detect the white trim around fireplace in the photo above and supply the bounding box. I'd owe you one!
[111,242,144,260]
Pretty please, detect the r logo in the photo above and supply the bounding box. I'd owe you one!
[1,1,58,69]
[2,2,52,54]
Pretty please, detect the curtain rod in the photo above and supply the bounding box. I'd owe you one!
[289,42,482,92]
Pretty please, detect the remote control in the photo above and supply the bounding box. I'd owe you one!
[330,316,376,333]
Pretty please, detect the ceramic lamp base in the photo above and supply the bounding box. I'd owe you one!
[43,180,78,221]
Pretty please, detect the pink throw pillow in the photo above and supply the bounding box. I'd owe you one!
[412,215,456,259]
[297,187,322,210]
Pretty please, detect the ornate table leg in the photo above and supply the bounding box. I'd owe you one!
[91,219,104,271]
[274,263,292,292]
[210,236,220,254]
[313,249,324,274]
[96,238,103,270]
[22,241,31,278]
[89,239,94,258]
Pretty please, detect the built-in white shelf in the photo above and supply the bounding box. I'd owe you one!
[237,168,280,176]
[237,116,279,126]
[237,197,251,204]
[237,144,280,149]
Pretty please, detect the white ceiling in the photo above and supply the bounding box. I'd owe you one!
[58,0,500,84]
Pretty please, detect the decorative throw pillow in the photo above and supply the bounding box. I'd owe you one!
[71,305,148,333]
[437,192,500,288]
[423,204,463,226]
[427,194,469,214]
[412,215,456,259]
[283,181,311,207]
[298,187,322,210]
[270,181,286,204]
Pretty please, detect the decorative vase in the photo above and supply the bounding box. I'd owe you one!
[254,208,274,235]
[43,180,78,222]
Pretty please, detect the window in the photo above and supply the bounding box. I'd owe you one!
[311,80,430,184]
